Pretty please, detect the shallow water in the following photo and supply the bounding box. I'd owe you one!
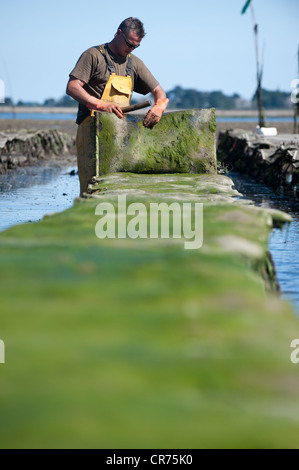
[0,112,77,120]
[229,171,299,315]
[0,164,79,231]
[0,112,294,122]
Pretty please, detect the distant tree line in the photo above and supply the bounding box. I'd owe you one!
[166,86,292,110]
[0,86,293,110]
[0,95,77,108]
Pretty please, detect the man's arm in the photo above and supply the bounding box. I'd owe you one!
[66,76,123,118]
[66,77,91,105]
[151,85,167,102]
[143,85,169,129]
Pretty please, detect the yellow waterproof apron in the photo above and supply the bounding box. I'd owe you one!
[97,45,132,107]
[79,45,133,190]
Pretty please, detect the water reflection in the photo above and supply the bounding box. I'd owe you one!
[229,171,299,315]
[0,165,62,192]
[0,164,79,232]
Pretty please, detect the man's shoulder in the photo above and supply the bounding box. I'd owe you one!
[130,54,144,65]
[80,45,105,58]
[130,54,147,70]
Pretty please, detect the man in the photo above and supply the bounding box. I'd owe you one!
[66,17,169,195]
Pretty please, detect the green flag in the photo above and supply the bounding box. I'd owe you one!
[241,0,251,14]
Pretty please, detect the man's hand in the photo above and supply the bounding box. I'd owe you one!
[86,97,123,118]
[143,98,169,129]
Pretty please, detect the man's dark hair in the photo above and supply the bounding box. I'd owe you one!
[118,17,146,39]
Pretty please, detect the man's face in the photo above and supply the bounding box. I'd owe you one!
[116,29,142,57]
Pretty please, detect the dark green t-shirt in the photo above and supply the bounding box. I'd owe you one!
[69,44,159,124]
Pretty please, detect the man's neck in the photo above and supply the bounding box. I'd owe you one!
[107,39,125,58]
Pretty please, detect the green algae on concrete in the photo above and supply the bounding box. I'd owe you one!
[96,109,216,175]
[0,172,298,449]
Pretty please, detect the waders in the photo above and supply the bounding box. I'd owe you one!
[85,100,151,196]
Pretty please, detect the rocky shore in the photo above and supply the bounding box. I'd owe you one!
[0,125,76,174]
[217,128,299,190]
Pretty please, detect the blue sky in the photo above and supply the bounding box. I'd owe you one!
[0,0,298,103]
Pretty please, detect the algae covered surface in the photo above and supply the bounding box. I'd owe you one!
[0,173,299,449]
[97,109,217,175]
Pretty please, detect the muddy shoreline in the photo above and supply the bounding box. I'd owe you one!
[0,118,295,174]
[0,116,294,137]
[0,119,77,139]
[0,106,294,116]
